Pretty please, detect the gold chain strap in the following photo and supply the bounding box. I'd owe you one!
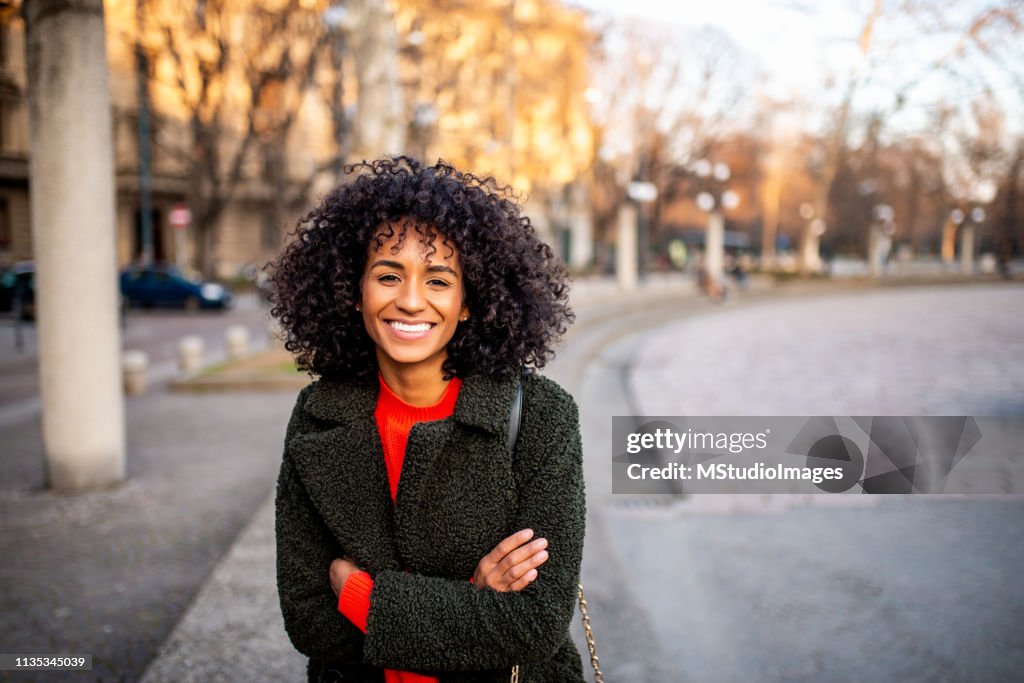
[577,582,603,683]
[510,582,602,682]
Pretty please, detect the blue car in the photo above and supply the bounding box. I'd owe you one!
[120,265,232,311]
[0,261,37,320]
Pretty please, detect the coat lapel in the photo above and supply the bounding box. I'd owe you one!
[287,373,519,573]
[288,378,401,572]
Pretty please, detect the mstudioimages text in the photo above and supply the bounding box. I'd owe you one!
[625,427,770,455]
[627,462,845,484]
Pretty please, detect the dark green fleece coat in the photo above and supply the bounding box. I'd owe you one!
[275,371,587,683]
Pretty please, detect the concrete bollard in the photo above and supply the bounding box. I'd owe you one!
[178,335,204,375]
[266,318,287,348]
[225,325,250,361]
[122,350,149,396]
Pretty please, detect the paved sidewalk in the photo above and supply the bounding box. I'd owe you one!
[0,390,299,683]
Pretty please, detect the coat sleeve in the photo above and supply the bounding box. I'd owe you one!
[362,387,586,672]
[275,386,365,662]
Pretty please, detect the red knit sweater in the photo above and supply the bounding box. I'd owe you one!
[337,373,463,683]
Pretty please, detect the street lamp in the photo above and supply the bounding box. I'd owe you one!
[693,159,739,294]
[943,205,986,274]
[868,203,895,277]
[620,179,658,287]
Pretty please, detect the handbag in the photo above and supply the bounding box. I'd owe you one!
[508,369,603,683]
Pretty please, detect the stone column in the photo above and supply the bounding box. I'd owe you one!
[616,203,638,291]
[869,226,882,277]
[25,0,126,489]
[568,182,593,271]
[959,224,975,275]
[941,218,957,266]
[705,210,725,286]
[801,230,823,274]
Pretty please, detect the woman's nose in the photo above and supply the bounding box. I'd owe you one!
[396,281,427,312]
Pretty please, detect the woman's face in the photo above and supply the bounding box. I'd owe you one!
[359,223,469,377]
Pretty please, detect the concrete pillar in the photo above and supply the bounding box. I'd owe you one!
[178,336,204,375]
[25,0,126,490]
[615,203,638,291]
[568,209,593,271]
[705,211,725,286]
[941,218,957,266]
[225,325,249,361]
[122,351,149,396]
[959,224,975,275]
[801,230,823,274]
[868,226,882,277]
[567,182,593,271]
[868,225,893,277]
[267,319,287,348]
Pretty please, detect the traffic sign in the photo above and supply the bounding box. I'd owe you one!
[169,204,192,230]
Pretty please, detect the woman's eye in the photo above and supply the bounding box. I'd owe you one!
[428,278,451,287]
[377,274,400,283]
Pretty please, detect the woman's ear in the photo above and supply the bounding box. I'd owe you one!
[460,305,469,323]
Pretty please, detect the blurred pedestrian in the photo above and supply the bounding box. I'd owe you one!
[267,157,587,682]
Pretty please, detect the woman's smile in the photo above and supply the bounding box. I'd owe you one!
[385,319,437,339]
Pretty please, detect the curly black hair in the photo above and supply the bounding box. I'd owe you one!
[266,156,574,382]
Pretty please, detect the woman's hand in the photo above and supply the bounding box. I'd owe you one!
[472,528,549,592]
[329,557,363,598]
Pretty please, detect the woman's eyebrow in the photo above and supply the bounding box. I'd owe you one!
[368,260,457,276]
[368,259,404,270]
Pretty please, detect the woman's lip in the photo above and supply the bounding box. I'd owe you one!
[385,320,436,340]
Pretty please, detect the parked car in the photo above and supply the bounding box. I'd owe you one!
[0,261,36,320]
[120,264,232,311]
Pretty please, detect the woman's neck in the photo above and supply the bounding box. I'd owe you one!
[376,354,451,407]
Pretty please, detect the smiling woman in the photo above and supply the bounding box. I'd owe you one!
[265,157,586,683]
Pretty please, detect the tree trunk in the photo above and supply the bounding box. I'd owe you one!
[345,0,406,161]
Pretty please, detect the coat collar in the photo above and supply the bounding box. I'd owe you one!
[302,372,518,433]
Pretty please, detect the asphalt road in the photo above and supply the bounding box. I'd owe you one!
[592,283,1024,682]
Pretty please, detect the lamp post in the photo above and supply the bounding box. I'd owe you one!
[869,203,895,277]
[943,206,985,274]
[798,201,825,274]
[960,207,985,275]
[694,160,739,291]
[616,180,657,291]
[135,0,154,266]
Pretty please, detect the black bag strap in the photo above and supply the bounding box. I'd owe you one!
[507,367,529,457]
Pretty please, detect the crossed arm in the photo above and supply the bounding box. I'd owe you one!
[333,528,551,596]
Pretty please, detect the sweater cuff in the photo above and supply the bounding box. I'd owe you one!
[338,570,374,634]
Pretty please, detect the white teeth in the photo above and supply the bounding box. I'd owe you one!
[389,321,432,333]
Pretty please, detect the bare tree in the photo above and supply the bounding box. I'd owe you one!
[800,0,1023,271]
[588,18,756,260]
[141,0,330,277]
